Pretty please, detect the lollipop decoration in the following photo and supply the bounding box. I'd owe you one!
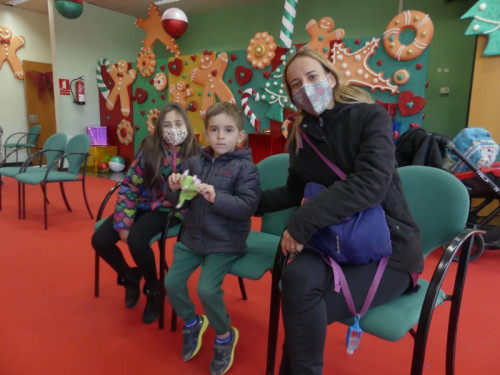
[279,0,298,48]
[96,58,110,100]
[241,89,261,132]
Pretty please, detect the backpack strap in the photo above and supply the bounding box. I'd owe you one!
[324,255,389,317]
[302,132,347,180]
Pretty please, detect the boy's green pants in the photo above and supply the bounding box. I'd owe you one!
[165,241,240,335]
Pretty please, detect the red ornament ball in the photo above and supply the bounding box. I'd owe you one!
[97,162,110,173]
[161,8,188,38]
[55,0,83,19]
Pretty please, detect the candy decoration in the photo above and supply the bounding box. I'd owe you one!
[331,38,398,94]
[161,8,188,38]
[241,89,261,132]
[96,58,110,99]
[55,0,83,19]
[279,0,298,48]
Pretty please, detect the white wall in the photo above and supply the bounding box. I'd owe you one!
[0,5,51,144]
[0,2,143,154]
[52,2,143,138]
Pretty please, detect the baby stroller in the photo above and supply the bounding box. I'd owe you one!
[434,135,500,261]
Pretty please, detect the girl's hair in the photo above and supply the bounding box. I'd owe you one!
[138,102,200,189]
[283,49,374,151]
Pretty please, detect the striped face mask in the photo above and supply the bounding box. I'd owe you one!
[292,79,333,116]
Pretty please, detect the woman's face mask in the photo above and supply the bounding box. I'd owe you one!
[292,79,333,116]
[163,127,188,146]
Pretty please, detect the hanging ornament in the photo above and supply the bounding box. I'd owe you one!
[55,0,84,19]
[161,8,188,38]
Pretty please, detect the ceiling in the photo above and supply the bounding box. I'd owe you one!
[0,0,267,17]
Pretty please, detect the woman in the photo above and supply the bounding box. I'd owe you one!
[258,49,423,374]
[92,102,200,324]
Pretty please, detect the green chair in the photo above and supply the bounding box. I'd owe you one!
[266,165,485,375]
[16,133,92,229]
[169,153,294,331]
[93,181,181,329]
[0,132,67,216]
[3,125,42,164]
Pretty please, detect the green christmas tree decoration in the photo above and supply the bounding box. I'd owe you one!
[461,0,500,56]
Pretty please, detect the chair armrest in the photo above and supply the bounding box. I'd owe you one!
[96,181,122,221]
[5,132,29,146]
[417,228,486,332]
[18,148,63,172]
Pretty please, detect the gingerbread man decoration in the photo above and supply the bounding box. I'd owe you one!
[0,25,25,80]
[106,60,137,117]
[304,17,345,57]
[170,81,193,109]
[135,3,181,56]
[191,51,235,118]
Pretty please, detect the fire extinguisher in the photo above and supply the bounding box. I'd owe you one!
[70,76,85,105]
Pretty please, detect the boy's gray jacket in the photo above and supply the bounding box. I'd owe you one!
[180,146,261,255]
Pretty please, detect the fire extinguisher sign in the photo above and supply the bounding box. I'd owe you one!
[59,79,70,95]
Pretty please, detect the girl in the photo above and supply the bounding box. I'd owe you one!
[92,102,200,324]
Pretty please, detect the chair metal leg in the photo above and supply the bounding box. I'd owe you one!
[446,237,473,375]
[59,182,72,212]
[238,277,248,300]
[21,182,26,220]
[42,182,48,229]
[171,309,178,332]
[411,229,479,375]
[266,245,288,375]
[94,253,100,297]
[81,178,94,219]
[158,236,166,330]
[0,175,3,210]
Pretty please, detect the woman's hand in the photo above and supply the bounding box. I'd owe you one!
[119,229,129,244]
[281,229,304,256]
[197,183,216,203]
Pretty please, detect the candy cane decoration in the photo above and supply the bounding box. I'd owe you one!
[279,0,298,48]
[241,88,261,132]
[96,58,110,100]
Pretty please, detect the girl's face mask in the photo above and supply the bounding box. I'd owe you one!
[163,127,188,146]
[292,79,333,116]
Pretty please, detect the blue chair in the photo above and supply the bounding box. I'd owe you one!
[266,165,485,375]
[0,132,67,216]
[3,125,42,165]
[16,134,92,229]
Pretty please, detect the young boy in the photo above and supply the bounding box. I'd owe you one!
[165,102,260,375]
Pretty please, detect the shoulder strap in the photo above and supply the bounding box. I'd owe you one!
[301,132,346,180]
[324,255,388,317]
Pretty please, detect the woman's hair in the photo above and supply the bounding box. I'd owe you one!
[138,102,200,189]
[283,49,374,151]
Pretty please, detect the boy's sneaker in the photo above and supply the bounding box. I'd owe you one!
[209,327,239,375]
[182,314,208,361]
